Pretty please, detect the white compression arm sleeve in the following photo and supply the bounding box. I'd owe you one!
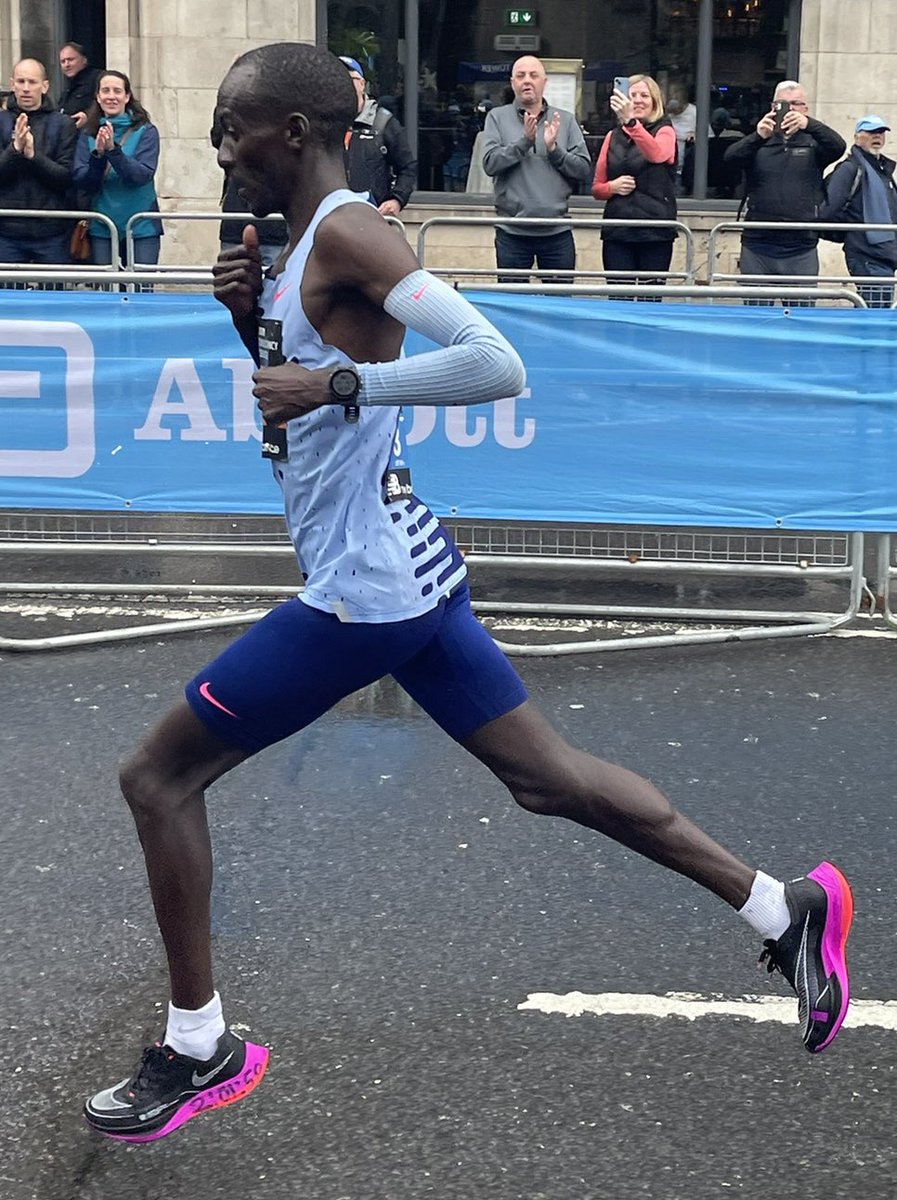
[356,270,526,407]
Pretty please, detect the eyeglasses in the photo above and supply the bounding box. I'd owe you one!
[789,101,808,109]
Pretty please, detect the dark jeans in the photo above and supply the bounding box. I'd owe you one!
[601,240,674,301]
[0,230,72,289]
[845,252,896,309]
[494,227,575,285]
[92,233,161,292]
[738,244,819,307]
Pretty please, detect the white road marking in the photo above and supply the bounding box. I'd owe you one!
[518,991,897,1030]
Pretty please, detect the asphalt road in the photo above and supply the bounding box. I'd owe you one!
[2,622,896,1200]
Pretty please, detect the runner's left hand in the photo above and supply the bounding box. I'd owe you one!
[252,362,331,424]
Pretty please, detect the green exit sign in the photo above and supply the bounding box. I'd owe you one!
[506,8,537,25]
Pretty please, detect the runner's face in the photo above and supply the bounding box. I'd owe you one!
[216,66,291,217]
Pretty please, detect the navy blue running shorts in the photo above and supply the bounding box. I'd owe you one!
[184,583,528,755]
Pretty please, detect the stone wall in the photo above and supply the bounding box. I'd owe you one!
[105,0,316,266]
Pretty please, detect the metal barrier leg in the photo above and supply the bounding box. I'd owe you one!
[878,533,897,630]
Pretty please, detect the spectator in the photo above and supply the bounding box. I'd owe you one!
[57,43,102,129]
[822,115,897,309]
[724,80,845,304]
[72,70,162,274]
[591,75,677,298]
[0,58,78,279]
[683,107,744,198]
[666,86,696,194]
[210,109,286,269]
[339,56,416,218]
[481,55,591,282]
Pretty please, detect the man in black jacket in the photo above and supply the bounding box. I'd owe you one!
[339,56,417,218]
[57,43,102,129]
[725,81,845,304]
[0,59,78,273]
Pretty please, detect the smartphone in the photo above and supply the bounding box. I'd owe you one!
[613,76,630,97]
[773,99,789,128]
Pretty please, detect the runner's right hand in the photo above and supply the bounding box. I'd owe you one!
[212,224,262,319]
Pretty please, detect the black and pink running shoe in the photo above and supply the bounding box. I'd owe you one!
[759,861,854,1053]
[84,1030,269,1142]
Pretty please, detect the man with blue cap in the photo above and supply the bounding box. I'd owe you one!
[339,55,417,218]
[822,115,897,307]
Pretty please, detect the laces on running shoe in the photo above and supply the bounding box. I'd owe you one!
[758,940,781,974]
[126,1043,175,1098]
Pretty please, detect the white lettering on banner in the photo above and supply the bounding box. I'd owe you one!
[0,320,95,477]
[405,406,437,445]
[493,391,535,448]
[405,392,535,448]
[222,358,261,443]
[445,406,487,447]
[135,358,227,442]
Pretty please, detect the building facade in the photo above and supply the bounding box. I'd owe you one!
[1,0,895,267]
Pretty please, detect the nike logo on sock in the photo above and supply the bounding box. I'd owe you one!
[192,1051,234,1088]
[198,681,239,718]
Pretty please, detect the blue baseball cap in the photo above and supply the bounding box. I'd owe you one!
[339,56,365,79]
[855,114,890,133]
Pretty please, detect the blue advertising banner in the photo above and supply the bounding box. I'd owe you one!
[0,290,894,530]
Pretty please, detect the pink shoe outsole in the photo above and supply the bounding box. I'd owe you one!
[808,861,854,1052]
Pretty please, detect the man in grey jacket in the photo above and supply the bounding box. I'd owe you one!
[482,56,591,281]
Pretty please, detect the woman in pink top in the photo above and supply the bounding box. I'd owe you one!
[592,75,678,298]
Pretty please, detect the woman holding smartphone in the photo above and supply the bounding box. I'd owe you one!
[591,75,677,298]
[72,70,162,277]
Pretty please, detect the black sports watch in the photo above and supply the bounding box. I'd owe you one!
[330,366,361,423]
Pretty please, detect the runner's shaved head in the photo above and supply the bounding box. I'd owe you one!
[221,43,356,151]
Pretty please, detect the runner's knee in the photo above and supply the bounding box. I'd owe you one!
[119,750,182,817]
[507,758,589,818]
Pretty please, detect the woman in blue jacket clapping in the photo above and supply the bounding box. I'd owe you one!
[72,70,162,273]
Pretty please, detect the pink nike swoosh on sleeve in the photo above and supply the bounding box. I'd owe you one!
[198,681,239,718]
[411,284,429,301]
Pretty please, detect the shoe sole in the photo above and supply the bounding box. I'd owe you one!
[91,1041,270,1143]
[806,861,854,1053]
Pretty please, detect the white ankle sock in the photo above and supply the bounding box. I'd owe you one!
[164,991,226,1061]
[738,871,790,940]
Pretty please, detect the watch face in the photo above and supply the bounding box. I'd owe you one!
[331,369,359,399]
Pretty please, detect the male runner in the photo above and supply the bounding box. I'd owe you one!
[84,43,854,1143]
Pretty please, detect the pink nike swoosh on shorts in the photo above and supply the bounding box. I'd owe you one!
[198,681,239,718]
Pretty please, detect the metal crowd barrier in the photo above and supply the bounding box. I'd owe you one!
[417,215,696,284]
[123,210,405,270]
[0,272,884,653]
[708,220,897,305]
[0,209,120,280]
[875,535,897,631]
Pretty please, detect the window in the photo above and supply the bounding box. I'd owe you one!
[329,0,797,199]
